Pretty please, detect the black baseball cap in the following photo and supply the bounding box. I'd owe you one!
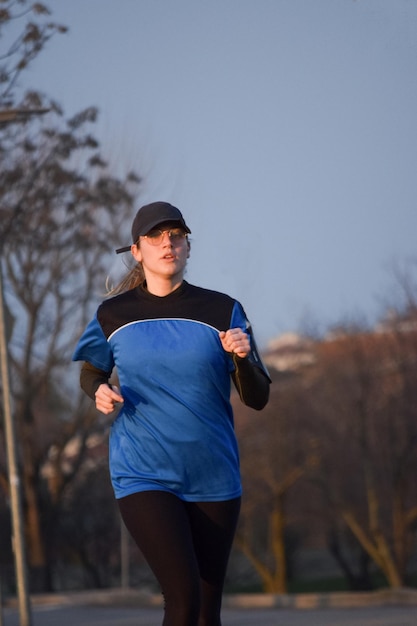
[116,201,191,254]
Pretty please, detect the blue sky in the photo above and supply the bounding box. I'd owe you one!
[23,0,417,346]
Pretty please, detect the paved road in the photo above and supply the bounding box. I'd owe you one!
[2,605,417,626]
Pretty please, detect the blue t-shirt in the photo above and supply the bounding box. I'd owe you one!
[73,281,263,501]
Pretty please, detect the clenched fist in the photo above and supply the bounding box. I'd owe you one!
[219,328,250,358]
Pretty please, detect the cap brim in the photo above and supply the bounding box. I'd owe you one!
[115,245,131,254]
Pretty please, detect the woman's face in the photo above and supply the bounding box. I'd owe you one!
[131,221,190,284]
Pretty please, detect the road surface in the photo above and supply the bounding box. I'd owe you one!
[3,604,417,626]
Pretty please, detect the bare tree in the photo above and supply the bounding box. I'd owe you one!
[234,293,417,593]
[0,0,67,107]
[234,372,316,593]
[307,318,417,588]
[0,98,140,589]
[0,1,144,591]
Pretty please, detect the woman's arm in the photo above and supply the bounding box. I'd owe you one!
[80,361,111,399]
[219,328,271,410]
[231,354,270,410]
[80,362,124,414]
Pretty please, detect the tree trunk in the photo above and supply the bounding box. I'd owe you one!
[342,510,403,588]
[22,461,48,591]
[269,496,287,593]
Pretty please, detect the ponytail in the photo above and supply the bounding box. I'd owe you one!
[106,262,145,296]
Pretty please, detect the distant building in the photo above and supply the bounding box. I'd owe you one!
[262,332,316,373]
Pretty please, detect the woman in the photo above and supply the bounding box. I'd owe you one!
[73,201,270,626]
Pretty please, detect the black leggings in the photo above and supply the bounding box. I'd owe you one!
[118,490,241,626]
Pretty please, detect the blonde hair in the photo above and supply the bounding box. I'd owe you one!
[106,262,145,297]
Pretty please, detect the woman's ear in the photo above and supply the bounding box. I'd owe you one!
[187,240,191,258]
[131,243,142,263]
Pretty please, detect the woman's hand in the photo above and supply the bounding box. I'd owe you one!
[95,383,124,415]
[219,328,250,358]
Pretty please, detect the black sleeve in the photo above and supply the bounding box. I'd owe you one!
[231,354,270,410]
[80,361,112,400]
